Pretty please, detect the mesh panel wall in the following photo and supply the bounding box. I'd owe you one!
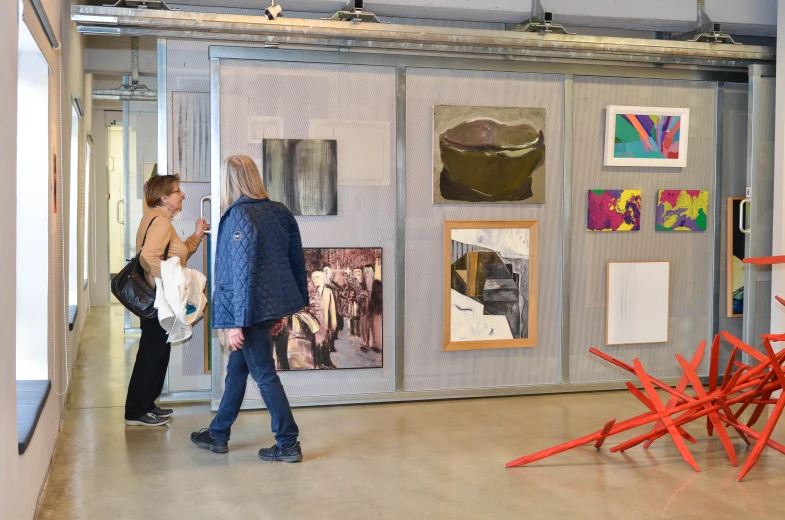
[403,68,564,391]
[569,77,717,383]
[219,59,397,398]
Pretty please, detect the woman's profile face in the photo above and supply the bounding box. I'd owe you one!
[161,182,185,215]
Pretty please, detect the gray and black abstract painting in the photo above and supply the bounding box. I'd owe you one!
[262,138,338,216]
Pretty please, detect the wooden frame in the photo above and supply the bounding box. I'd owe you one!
[604,106,690,168]
[443,220,538,351]
[606,261,670,346]
[727,197,745,318]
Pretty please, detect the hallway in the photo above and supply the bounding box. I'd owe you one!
[34,307,785,519]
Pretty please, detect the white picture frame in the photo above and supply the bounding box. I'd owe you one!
[604,106,690,168]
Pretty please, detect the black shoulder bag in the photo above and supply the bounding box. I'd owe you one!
[111,217,171,319]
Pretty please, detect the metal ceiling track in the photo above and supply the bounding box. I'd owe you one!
[72,5,774,71]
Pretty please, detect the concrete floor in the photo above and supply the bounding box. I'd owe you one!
[37,306,785,519]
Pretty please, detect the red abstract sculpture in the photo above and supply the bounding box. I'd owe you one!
[505,255,785,482]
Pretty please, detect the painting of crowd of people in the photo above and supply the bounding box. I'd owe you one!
[272,248,383,370]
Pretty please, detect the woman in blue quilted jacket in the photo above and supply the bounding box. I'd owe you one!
[191,154,308,463]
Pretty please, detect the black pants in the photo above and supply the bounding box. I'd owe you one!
[125,317,171,420]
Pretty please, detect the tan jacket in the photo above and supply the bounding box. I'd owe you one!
[136,206,202,287]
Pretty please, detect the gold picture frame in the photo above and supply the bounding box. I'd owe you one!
[443,220,538,351]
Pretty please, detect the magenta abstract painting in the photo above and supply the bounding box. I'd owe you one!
[587,190,642,232]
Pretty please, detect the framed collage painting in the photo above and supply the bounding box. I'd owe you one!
[443,221,538,351]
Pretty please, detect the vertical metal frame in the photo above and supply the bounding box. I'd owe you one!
[122,76,133,333]
[156,39,169,393]
[209,56,223,402]
[157,39,168,176]
[742,70,761,349]
[711,83,724,340]
[394,66,406,391]
[561,74,573,384]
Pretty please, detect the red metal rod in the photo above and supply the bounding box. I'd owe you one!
[675,354,738,466]
[708,335,720,437]
[744,255,785,265]
[611,380,782,454]
[593,419,617,449]
[642,344,704,449]
[736,341,785,481]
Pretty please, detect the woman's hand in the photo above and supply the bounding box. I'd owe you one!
[195,218,208,238]
[227,328,245,350]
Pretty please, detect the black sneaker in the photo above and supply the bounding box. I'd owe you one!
[125,412,169,427]
[258,442,302,463]
[190,429,229,454]
[152,407,174,418]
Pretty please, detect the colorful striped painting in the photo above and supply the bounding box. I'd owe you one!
[605,106,689,168]
[587,189,642,232]
[614,114,681,160]
[655,190,708,232]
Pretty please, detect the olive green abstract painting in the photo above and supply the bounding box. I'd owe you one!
[433,106,546,204]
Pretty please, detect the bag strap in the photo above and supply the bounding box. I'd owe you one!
[139,216,159,251]
[140,215,172,260]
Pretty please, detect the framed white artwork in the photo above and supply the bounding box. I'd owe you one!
[606,261,670,346]
[604,106,689,168]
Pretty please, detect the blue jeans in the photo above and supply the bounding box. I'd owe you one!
[209,321,299,449]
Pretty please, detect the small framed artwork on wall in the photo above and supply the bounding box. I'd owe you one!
[604,106,690,168]
[443,220,538,351]
[606,261,670,346]
[655,190,709,232]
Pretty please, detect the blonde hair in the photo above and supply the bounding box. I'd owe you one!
[221,154,269,213]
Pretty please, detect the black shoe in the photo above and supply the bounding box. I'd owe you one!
[125,412,169,427]
[190,429,229,454]
[152,407,173,418]
[258,442,302,463]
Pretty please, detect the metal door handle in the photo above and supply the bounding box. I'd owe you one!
[116,197,125,225]
[739,198,751,235]
[200,195,212,235]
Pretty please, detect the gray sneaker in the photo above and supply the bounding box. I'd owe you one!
[152,406,174,418]
[125,412,169,427]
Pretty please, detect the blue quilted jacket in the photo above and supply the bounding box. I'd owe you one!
[211,196,308,329]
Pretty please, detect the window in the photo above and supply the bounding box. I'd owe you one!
[16,5,50,380]
[84,139,91,289]
[68,105,79,309]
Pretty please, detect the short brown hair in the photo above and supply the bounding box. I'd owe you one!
[144,174,181,208]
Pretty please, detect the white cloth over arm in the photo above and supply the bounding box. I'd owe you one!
[154,257,208,343]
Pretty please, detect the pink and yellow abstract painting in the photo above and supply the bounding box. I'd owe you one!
[587,189,642,232]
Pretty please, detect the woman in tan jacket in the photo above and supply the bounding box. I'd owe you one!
[125,174,207,427]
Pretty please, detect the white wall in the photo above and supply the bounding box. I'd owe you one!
[0,0,22,514]
[1,0,89,517]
